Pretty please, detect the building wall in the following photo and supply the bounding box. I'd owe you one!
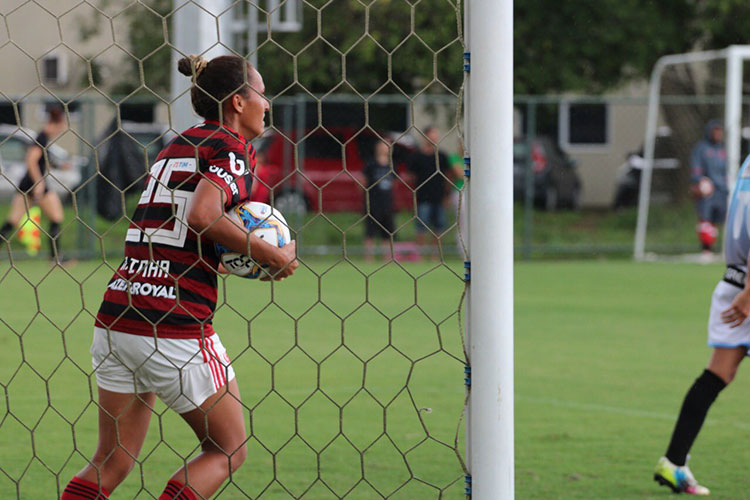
[0,0,133,153]
[568,98,649,207]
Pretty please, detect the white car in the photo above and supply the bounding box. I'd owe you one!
[0,124,86,199]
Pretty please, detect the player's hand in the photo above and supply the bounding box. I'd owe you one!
[260,241,299,281]
[721,288,750,328]
[691,177,714,200]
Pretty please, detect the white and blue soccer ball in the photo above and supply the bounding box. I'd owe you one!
[215,202,291,279]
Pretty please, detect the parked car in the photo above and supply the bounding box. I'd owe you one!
[251,127,416,214]
[513,136,581,210]
[0,124,86,199]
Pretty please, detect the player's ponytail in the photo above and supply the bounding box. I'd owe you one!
[177,54,253,121]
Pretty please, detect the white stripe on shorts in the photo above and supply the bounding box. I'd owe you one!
[207,335,226,388]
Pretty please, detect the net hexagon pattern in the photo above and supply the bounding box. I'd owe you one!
[0,1,467,498]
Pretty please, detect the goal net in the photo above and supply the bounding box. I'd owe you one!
[0,0,469,498]
[634,47,750,261]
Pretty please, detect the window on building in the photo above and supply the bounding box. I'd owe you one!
[559,102,610,150]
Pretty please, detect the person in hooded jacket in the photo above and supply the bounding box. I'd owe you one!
[691,120,728,255]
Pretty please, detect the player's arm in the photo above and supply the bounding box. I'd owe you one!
[689,144,712,198]
[721,254,750,328]
[186,178,298,279]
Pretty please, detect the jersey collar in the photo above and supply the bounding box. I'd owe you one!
[204,120,247,145]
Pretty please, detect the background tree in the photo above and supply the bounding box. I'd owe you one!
[514,0,699,94]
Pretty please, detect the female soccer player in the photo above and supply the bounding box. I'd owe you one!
[61,54,298,500]
[0,104,69,262]
[653,155,750,495]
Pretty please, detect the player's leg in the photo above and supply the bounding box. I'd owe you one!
[0,193,29,242]
[379,209,395,261]
[415,202,430,259]
[62,389,156,498]
[364,215,377,262]
[664,347,744,462]
[161,378,247,500]
[432,201,446,261]
[655,346,745,495]
[38,189,65,260]
[695,197,712,252]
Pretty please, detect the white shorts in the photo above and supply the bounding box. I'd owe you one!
[708,281,750,352]
[91,327,235,414]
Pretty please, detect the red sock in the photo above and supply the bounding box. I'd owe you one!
[61,476,110,499]
[159,479,198,500]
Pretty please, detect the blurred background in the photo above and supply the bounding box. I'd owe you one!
[3,1,750,261]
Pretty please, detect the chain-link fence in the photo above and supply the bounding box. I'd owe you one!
[4,92,738,263]
[516,86,748,259]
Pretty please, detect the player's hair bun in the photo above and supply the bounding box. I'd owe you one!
[178,54,252,121]
[177,54,208,78]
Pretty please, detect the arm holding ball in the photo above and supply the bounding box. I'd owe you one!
[187,178,298,280]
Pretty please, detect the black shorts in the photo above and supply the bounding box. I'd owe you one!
[18,174,49,195]
[365,210,395,239]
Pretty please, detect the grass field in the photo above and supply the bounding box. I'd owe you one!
[2,258,749,499]
[0,198,703,261]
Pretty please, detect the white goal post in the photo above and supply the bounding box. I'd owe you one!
[466,0,515,498]
[634,45,750,260]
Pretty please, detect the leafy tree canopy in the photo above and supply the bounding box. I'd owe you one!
[514,0,698,94]
[85,0,750,97]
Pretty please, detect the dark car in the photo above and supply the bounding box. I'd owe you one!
[513,137,581,210]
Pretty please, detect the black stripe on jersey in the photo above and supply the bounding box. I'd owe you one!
[232,173,254,207]
[98,301,212,327]
[202,121,245,143]
[132,205,179,223]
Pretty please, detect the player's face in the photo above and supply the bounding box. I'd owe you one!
[237,67,269,140]
[374,141,389,160]
[712,126,724,144]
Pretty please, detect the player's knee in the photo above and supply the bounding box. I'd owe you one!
[229,443,247,472]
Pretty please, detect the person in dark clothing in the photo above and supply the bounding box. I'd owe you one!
[690,119,727,256]
[407,127,460,259]
[363,140,395,261]
[0,104,69,263]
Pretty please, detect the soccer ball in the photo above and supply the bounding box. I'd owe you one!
[215,202,291,279]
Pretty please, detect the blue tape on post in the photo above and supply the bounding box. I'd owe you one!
[464,365,471,386]
[465,474,472,496]
[464,260,471,282]
[464,156,470,178]
[463,52,471,72]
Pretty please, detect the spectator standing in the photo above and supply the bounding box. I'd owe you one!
[691,119,727,258]
[363,140,395,261]
[407,127,458,259]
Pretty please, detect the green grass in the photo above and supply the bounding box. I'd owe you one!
[2,258,746,499]
[0,258,467,499]
[0,197,703,261]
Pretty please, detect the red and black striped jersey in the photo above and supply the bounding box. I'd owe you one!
[96,121,256,338]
